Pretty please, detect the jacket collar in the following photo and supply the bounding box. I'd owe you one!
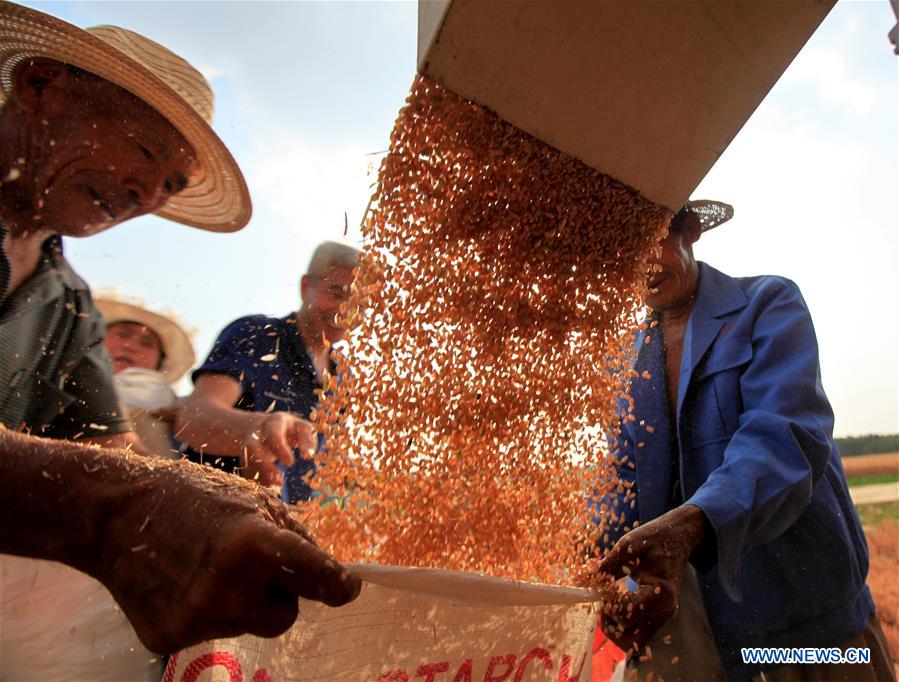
[692,261,747,319]
[633,263,747,515]
[676,262,747,417]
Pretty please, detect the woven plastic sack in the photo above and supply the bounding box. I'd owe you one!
[164,564,599,682]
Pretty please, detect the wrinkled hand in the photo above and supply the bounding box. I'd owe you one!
[93,457,361,654]
[243,412,315,487]
[597,504,706,655]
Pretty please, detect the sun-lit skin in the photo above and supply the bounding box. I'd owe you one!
[297,265,354,350]
[0,58,200,239]
[104,321,164,374]
[644,210,704,425]
[645,211,702,318]
[0,21,362,664]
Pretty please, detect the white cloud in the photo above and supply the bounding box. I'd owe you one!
[195,63,226,82]
[241,129,383,251]
[783,48,877,115]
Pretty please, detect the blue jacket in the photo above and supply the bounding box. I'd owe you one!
[608,263,873,681]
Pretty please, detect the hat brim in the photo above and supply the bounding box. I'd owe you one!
[683,199,734,232]
[95,299,195,383]
[0,2,252,232]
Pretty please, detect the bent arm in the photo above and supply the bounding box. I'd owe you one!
[78,430,153,456]
[685,280,834,600]
[0,427,125,573]
[175,375,314,487]
[174,374,268,457]
[0,426,360,654]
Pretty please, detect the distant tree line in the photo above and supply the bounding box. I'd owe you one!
[836,433,899,456]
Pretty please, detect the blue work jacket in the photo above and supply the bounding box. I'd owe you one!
[607,263,874,681]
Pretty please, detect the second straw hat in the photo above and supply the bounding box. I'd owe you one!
[95,298,195,384]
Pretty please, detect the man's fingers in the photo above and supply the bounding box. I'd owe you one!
[615,621,647,654]
[597,541,631,580]
[601,609,654,655]
[605,582,677,655]
[286,418,315,458]
[269,531,362,607]
[269,428,297,468]
[247,590,300,639]
[634,580,678,620]
[283,512,318,545]
[600,606,642,653]
[252,456,283,487]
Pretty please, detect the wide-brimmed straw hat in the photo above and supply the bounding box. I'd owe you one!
[0,1,251,231]
[95,298,195,383]
[679,199,734,232]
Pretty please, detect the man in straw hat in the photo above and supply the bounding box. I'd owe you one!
[594,201,894,681]
[4,297,196,679]
[176,240,361,504]
[0,2,359,676]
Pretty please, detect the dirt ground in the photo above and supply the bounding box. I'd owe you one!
[866,521,899,667]
[843,452,899,477]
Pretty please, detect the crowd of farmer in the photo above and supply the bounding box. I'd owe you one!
[0,3,894,681]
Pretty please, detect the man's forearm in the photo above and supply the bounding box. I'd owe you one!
[0,428,130,577]
[0,426,361,655]
[78,430,154,457]
[673,503,708,551]
[174,396,268,457]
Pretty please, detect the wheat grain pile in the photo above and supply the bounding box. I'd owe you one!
[305,75,669,584]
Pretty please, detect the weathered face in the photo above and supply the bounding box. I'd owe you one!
[645,212,701,312]
[105,321,164,373]
[7,60,200,236]
[300,265,354,344]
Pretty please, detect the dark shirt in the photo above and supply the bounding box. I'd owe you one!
[0,222,9,302]
[0,230,127,439]
[186,314,326,503]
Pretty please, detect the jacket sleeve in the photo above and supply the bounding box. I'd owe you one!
[684,278,834,602]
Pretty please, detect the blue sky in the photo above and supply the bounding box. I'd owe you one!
[22,1,899,437]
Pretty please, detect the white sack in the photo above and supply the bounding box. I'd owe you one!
[164,564,599,682]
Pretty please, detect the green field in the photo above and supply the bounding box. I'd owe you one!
[847,472,899,487]
[856,501,899,527]
[836,433,899,456]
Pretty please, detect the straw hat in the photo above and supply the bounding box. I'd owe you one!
[0,1,251,232]
[680,199,734,232]
[94,298,195,383]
